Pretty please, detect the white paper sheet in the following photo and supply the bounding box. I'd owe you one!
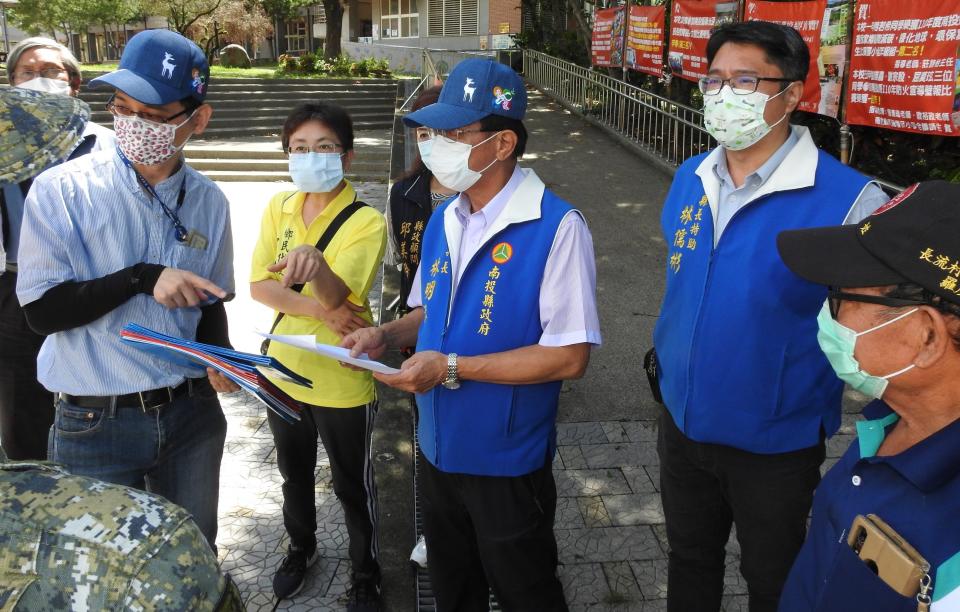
[258,333,401,375]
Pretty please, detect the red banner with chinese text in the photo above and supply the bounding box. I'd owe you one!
[745,0,829,116]
[847,1,960,136]
[626,5,666,76]
[669,0,739,82]
[592,6,627,68]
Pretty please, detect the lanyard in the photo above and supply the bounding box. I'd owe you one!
[117,148,189,242]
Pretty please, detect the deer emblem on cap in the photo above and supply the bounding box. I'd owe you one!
[161,52,176,79]
[463,77,476,103]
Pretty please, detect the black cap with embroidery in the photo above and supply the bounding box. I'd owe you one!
[777,180,960,306]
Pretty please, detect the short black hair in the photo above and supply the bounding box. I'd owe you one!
[180,96,202,113]
[478,114,527,158]
[706,21,810,85]
[281,102,355,152]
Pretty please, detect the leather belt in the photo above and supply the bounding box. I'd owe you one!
[59,379,195,412]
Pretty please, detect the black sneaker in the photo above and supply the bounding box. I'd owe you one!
[272,546,318,600]
[342,571,381,612]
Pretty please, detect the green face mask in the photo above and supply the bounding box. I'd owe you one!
[815,300,918,399]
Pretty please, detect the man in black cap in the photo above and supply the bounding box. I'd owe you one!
[776,181,960,610]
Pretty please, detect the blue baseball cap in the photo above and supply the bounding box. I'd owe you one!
[89,30,209,105]
[403,58,527,129]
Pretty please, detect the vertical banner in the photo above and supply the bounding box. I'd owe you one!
[626,5,667,76]
[847,1,960,135]
[745,0,839,117]
[592,6,628,68]
[669,0,740,82]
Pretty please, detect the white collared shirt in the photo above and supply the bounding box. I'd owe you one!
[408,166,601,347]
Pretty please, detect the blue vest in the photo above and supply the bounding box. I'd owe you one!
[653,150,871,454]
[416,189,574,476]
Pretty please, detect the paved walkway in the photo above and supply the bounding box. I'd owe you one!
[211,92,863,611]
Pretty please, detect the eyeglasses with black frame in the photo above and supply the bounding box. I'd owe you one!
[827,288,934,319]
[105,95,192,125]
[698,76,795,96]
[286,143,345,155]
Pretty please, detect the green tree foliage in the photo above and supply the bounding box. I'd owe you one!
[159,0,224,35]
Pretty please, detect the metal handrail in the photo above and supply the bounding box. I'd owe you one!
[522,49,715,168]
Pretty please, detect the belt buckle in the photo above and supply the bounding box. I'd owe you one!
[138,386,174,412]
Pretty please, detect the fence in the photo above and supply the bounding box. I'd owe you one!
[522,49,715,173]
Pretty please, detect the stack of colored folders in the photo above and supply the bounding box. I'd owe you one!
[120,323,308,423]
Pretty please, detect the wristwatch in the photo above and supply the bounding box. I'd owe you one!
[442,353,460,390]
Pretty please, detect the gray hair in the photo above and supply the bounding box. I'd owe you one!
[6,37,82,87]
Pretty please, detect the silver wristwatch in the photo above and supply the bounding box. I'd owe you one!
[442,353,460,390]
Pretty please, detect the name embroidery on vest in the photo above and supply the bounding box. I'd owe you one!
[399,220,426,278]
[669,194,708,273]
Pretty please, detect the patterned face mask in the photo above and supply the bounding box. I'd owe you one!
[113,111,195,166]
[702,84,790,151]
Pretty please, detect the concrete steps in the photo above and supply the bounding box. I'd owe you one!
[79,77,399,139]
[184,129,393,183]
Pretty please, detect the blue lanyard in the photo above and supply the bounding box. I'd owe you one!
[117,148,189,242]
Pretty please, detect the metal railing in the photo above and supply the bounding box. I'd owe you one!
[522,49,714,169]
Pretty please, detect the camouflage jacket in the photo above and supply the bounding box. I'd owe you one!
[0,462,244,611]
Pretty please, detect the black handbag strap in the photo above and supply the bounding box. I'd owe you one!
[268,199,368,334]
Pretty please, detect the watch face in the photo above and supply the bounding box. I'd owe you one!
[442,380,460,390]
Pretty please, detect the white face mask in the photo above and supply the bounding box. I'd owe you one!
[703,84,791,151]
[288,152,345,193]
[16,76,72,97]
[420,132,500,192]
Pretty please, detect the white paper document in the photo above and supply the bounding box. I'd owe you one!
[258,333,401,375]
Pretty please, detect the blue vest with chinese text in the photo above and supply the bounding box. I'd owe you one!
[653,150,871,454]
[415,190,574,476]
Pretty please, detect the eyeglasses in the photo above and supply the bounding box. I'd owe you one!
[106,96,192,125]
[15,67,69,81]
[415,127,491,143]
[827,289,929,319]
[698,76,794,96]
[286,143,344,155]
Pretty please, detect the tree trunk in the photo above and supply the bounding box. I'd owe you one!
[564,0,592,59]
[323,0,344,60]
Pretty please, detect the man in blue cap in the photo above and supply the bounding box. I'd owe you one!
[343,59,601,610]
[15,29,236,550]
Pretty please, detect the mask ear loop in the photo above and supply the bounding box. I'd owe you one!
[764,82,795,131]
[853,308,919,338]
[471,131,505,174]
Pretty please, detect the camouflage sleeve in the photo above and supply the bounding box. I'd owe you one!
[123,516,238,611]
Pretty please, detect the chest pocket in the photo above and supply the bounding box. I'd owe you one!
[169,242,211,277]
[816,544,917,611]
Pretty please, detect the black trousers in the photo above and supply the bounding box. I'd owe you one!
[267,401,380,576]
[419,450,568,612]
[657,408,824,612]
[0,272,54,460]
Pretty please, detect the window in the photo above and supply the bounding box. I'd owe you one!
[286,19,307,52]
[381,0,419,38]
[427,0,478,36]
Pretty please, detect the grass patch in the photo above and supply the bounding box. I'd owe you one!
[81,63,280,78]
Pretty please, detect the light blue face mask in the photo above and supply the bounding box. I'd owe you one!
[288,152,344,193]
[816,300,918,399]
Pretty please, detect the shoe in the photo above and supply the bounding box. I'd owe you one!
[409,535,428,569]
[342,571,381,612]
[272,545,319,600]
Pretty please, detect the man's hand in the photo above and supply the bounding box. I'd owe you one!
[267,245,324,288]
[153,268,226,309]
[207,367,240,393]
[316,300,369,338]
[373,350,446,393]
[339,326,389,370]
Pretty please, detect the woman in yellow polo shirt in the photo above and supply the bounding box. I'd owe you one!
[250,102,387,608]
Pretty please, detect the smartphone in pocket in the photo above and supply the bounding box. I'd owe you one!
[847,514,929,597]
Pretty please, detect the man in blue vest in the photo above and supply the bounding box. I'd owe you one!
[342,58,601,611]
[652,22,889,612]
